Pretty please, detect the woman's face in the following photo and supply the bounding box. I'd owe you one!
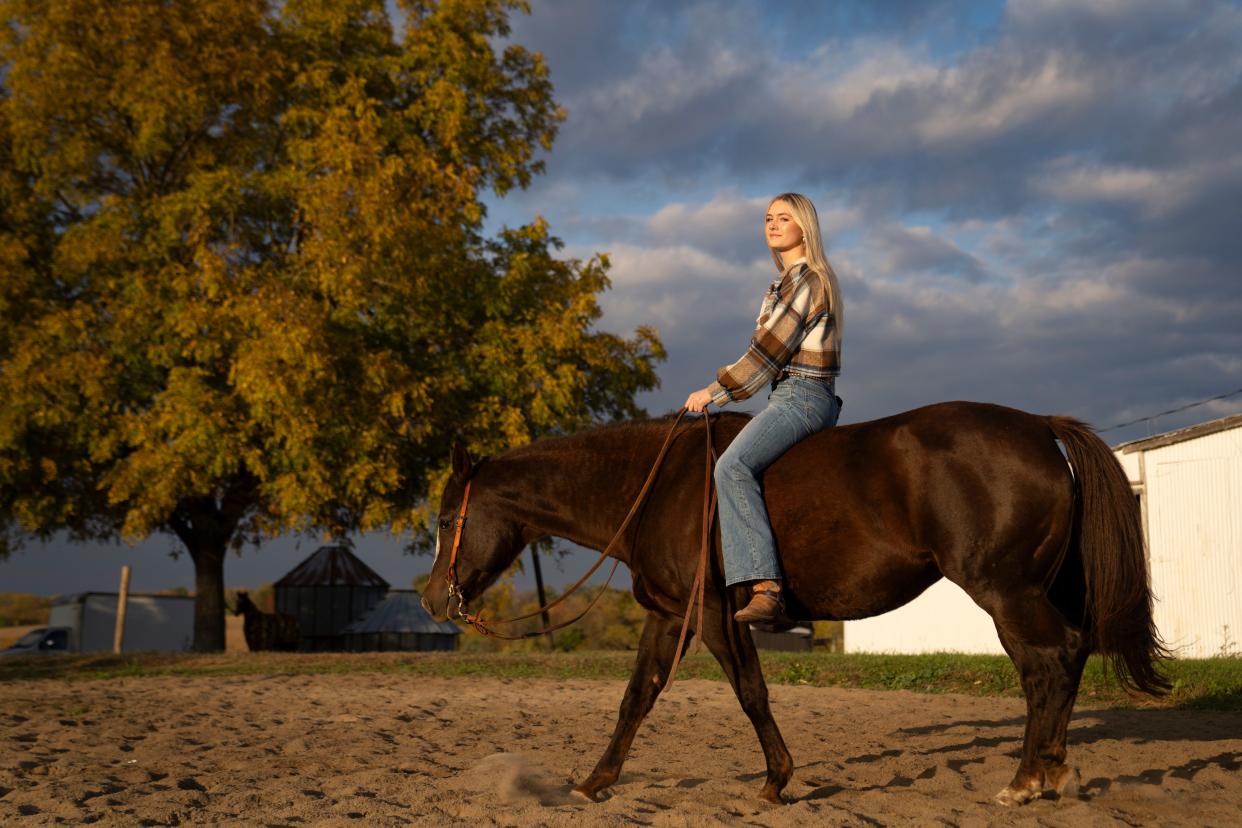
[765,199,805,254]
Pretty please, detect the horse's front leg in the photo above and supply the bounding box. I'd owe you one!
[700,598,794,804]
[573,611,682,801]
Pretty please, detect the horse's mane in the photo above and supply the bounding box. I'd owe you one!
[580,410,685,438]
[505,409,752,459]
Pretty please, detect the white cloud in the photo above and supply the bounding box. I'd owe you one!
[1034,156,1242,217]
[567,238,768,342]
[916,53,1098,145]
[800,41,940,119]
[576,44,756,124]
[645,193,769,250]
[868,223,992,282]
[578,241,763,288]
[1006,0,1196,29]
[771,36,1107,153]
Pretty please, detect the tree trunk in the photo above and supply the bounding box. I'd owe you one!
[170,483,256,653]
[191,540,227,652]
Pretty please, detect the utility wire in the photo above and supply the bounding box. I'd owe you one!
[1098,387,1242,434]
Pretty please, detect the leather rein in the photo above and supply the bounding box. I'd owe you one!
[443,408,717,685]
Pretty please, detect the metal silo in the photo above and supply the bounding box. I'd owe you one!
[341,590,462,652]
[273,545,390,651]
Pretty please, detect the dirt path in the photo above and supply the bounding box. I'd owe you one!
[2,674,1239,825]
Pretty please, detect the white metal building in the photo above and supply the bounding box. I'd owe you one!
[48,592,195,653]
[844,412,1242,657]
[1114,413,1242,658]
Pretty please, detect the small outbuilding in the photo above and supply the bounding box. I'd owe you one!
[274,545,390,651]
[48,592,194,653]
[340,590,461,652]
[1115,412,1242,658]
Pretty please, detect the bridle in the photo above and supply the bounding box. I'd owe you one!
[441,407,718,684]
[443,477,474,622]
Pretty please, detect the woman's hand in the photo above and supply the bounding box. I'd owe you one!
[683,387,714,413]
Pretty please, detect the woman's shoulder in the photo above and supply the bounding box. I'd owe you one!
[776,261,809,288]
[790,264,834,309]
[788,262,824,290]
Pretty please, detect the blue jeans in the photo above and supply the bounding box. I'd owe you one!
[714,375,841,586]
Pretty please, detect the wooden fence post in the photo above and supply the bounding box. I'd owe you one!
[113,565,131,654]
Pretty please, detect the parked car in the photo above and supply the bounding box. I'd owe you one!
[0,626,71,657]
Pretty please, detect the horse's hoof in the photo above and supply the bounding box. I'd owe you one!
[760,786,787,805]
[1048,765,1080,801]
[993,782,1038,806]
[571,785,602,803]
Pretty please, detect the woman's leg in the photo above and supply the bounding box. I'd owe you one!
[714,379,839,589]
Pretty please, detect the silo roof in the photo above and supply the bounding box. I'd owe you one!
[341,590,461,636]
[274,545,390,588]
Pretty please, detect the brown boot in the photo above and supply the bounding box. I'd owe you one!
[733,580,784,624]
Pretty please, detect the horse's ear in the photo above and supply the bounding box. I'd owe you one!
[451,442,474,482]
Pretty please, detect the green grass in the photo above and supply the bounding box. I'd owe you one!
[2,650,1239,711]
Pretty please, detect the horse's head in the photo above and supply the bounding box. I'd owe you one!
[232,591,253,616]
[421,442,531,622]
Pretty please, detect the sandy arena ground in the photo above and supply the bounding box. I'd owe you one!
[1,673,1240,826]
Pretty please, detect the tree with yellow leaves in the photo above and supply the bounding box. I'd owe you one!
[0,0,664,650]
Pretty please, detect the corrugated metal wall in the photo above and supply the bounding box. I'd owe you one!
[276,585,386,651]
[1144,429,1242,658]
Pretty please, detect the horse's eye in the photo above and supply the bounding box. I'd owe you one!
[439,518,450,530]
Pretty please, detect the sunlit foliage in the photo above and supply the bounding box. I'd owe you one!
[0,0,664,649]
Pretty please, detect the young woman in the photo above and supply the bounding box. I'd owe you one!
[682,192,843,624]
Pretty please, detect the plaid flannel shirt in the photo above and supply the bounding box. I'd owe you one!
[708,259,840,406]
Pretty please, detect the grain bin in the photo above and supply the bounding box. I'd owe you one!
[273,545,390,651]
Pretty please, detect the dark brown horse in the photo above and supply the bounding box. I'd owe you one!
[421,401,1167,806]
[233,591,299,652]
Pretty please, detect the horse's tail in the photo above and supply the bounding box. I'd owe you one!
[1046,416,1171,695]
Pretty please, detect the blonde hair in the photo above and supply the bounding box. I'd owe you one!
[765,192,843,337]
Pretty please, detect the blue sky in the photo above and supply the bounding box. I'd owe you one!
[3,0,1241,597]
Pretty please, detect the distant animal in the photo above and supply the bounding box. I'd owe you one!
[233,591,299,652]
[421,402,1169,806]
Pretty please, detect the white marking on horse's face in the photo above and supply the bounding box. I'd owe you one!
[432,527,443,570]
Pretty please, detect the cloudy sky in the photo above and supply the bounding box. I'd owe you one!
[4,0,1240,596]
[492,0,1242,437]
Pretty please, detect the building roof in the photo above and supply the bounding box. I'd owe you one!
[52,592,194,606]
[1115,411,1242,454]
[341,590,461,636]
[273,545,390,589]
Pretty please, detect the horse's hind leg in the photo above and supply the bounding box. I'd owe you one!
[700,608,794,803]
[573,611,682,801]
[984,588,1089,806]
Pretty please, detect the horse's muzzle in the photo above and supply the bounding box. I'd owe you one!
[420,588,449,622]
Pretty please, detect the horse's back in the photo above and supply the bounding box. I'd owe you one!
[759,401,1075,620]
